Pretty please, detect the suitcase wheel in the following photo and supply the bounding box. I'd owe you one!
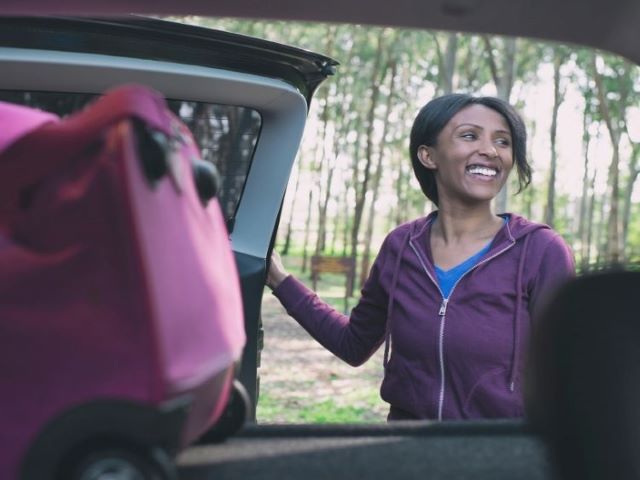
[192,158,220,205]
[62,444,176,480]
[196,380,251,444]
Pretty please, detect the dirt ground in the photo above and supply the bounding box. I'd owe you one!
[257,292,389,423]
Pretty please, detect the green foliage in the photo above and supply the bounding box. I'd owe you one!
[257,392,383,424]
[173,16,640,268]
[626,203,640,258]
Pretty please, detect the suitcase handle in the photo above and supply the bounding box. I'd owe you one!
[192,158,221,205]
[0,85,174,218]
[132,118,171,185]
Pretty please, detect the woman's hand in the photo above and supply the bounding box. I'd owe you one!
[266,250,290,290]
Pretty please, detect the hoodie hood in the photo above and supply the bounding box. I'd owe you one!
[416,210,551,245]
[401,211,551,289]
[500,212,551,241]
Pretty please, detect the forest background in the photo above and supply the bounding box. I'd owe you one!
[186,16,640,284]
[176,17,640,423]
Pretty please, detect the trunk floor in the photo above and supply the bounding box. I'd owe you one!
[178,422,551,480]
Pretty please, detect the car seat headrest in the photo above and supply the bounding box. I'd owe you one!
[525,270,640,480]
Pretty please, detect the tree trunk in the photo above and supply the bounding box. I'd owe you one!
[281,163,302,255]
[342,186,350,257]
[606,150,622,264]
[523,182,534,220]
[592,54,622,264]
[313,26,338,255]
[583,169,598,271]
[578,105,592,266]
[622,142,640,248]
[330,199,341,255]
[301,189,314,274]
[595,196,608,268]
[442,33,458,94]
[315,159,335,254]
[394,164,408,225]
[432,31,458,95]
[314,93,332,255]
[349,29,387,279]
[544,51,564,228]
[359,59,398,287]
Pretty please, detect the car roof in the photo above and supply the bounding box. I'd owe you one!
[2,0,639,66]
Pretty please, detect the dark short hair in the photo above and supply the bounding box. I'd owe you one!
[409,93,531,206]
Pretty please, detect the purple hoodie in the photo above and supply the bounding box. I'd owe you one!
[273,212,575,420]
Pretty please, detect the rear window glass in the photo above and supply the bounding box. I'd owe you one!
[0,91,262,230]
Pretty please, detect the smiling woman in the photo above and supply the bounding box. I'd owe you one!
[267,93,576,421]
[1,1,639,479]
[411,95,530,210]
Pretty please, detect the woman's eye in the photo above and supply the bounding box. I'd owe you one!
[496,138,511,147]
[461,132,476,140]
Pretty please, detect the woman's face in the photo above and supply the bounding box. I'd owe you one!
[417,104,514,207]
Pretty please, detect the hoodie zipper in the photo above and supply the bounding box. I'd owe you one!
[409,236,516,420]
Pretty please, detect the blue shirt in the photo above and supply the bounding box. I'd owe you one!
[435,243,491,299]
[434,217,509,298]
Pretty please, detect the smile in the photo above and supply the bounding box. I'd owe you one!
[466,165,498,178]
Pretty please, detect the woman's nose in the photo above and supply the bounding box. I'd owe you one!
[479,139,498,158]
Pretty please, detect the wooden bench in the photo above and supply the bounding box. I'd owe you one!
[310,255,356,312]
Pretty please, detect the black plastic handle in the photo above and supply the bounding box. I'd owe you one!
[192,159,220,205]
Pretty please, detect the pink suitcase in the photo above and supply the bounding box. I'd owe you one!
[0,85,246,479]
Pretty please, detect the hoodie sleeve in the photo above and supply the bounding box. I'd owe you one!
[272,237,392,367]
[528,230,576,317]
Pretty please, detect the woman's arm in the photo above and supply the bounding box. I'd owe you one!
[268,245,390,367]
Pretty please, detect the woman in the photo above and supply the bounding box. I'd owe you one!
[266,94,575,421]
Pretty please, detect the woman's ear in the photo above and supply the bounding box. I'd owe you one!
[417,145,437,170]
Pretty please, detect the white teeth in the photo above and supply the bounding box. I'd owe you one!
[467,166,497,177]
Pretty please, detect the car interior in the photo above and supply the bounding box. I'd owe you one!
[1,1,638,479]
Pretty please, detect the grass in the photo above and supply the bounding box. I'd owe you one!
[257,390,384,424]
[257,253,387,424]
